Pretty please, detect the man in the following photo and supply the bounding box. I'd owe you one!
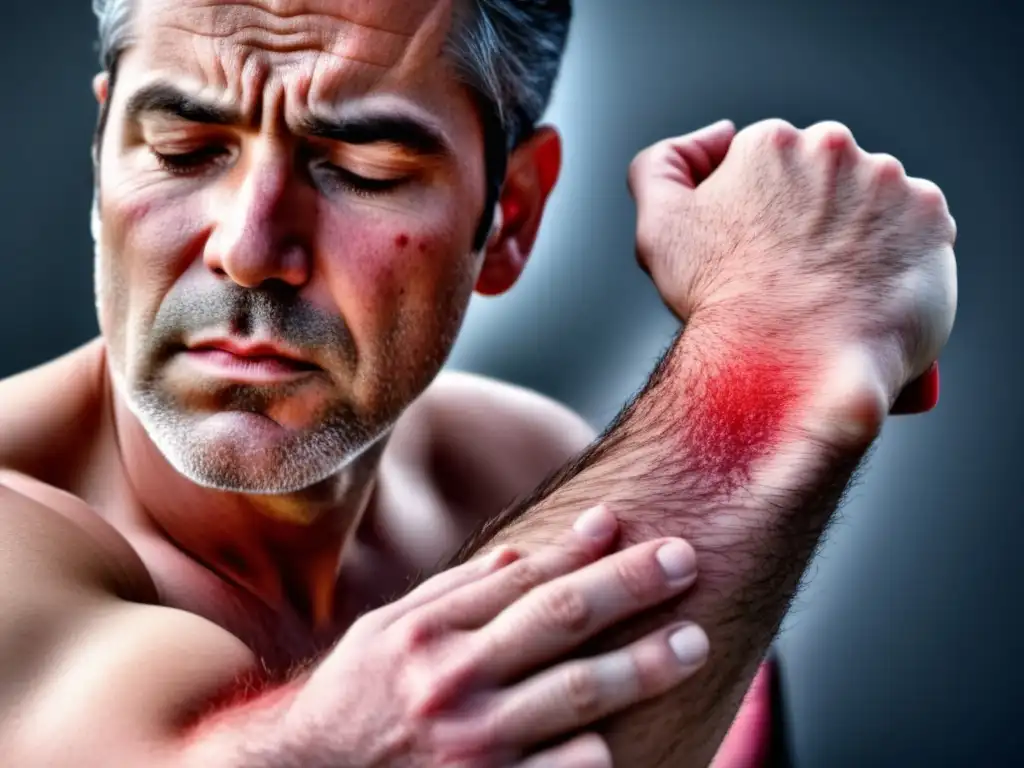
[0,0,955,766]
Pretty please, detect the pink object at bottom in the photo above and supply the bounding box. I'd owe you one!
[711,661,778,768]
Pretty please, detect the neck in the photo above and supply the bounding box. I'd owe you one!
[106,370,387,630]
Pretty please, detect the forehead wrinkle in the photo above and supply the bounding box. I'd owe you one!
[157,12,407,69]
[195,0,420,35]
[142,0,457,113]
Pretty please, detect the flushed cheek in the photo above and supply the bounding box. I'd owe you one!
[321,220,475,401]
[323,207,467,321]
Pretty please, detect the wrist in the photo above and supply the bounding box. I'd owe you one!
[677,308,890,453]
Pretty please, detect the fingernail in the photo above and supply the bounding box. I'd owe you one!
[669,624,709,667]
[573,504,618,540]
[656,541,697,585]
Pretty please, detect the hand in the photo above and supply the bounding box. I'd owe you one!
[281,505,708,767]
[628,119,957,422]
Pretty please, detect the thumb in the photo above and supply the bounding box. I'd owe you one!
[628,119,737,204]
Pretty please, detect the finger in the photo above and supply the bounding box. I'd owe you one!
[890,361,940,415]
[472,538,698,683]
[628,119,736,202]
[377,546,521,627]
[516,733,613,768]
[410,505,621,632]
[438,623,709,750]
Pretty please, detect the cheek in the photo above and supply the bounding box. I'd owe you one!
[98,178,206,335]
[318,211,477,392]
[96,178,213,384]
[322,210,474,328]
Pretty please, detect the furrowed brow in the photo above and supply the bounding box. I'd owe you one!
[300,113,451,158]
[124,82,241,126]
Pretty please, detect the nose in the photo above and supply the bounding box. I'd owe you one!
[204,148,313,289]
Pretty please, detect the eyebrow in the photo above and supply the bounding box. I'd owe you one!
[124,83,241,126]
[299,114,451,158]
[124,82,451,158]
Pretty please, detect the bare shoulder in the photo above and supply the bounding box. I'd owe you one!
[0,338,154,600]
[391,371,596,520]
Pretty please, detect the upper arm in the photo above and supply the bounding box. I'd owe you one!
[0,484,256,766]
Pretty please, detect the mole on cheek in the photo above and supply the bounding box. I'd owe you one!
[683,350,805,485]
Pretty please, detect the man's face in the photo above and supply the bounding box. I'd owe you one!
[94,0,491,493]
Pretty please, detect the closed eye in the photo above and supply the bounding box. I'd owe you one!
[314,162,410,196]
[151,146,230,174]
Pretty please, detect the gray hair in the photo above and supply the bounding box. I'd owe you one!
[93,0,569,147]
[92,0,571,243]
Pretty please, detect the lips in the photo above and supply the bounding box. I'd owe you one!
[182,338,321,381]
[190,339,318,368]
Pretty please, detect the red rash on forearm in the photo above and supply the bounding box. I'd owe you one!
[681,348,806,483]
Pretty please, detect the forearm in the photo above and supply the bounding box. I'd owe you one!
[448,312,885,766]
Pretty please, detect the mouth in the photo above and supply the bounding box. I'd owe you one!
[182,338,321,384]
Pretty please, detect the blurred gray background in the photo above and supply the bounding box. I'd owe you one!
[4,1,1021,765]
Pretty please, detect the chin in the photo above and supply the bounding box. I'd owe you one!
[132,395,382,495]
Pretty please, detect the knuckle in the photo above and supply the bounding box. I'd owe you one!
[806,121,857,154]
[563,664,604,722]
[871,153,906,182]
[753,118,799,149]
[391,615,437,655]
[909,177,949,213]
[486,545,521,571]
[537,583,591,634]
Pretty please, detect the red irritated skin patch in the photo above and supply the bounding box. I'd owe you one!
[179,668,299,740]
[681,349,808,486]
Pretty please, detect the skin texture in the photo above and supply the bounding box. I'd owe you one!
[680,348,807,484]
[0,0,955,766]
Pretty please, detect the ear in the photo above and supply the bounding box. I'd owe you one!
[93,72,110,106]
[475,125,562,296]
